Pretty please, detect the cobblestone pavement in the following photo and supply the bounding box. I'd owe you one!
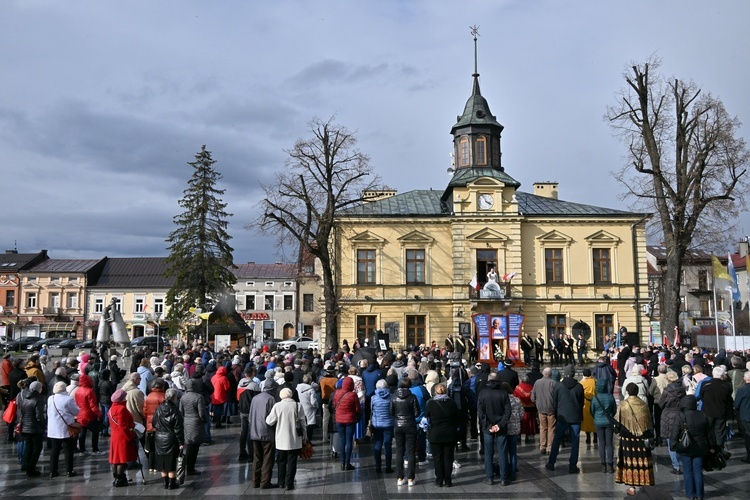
[1,421,747,499]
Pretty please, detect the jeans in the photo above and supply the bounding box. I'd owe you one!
[100,404,111,435]
[680,454,704,499]
[395,426,416,480]
[483,431,508,481]
[505,434,518,479]
[211,403,225,424]
[595,425,614,465]
[666,438,681,470]
[204,405,212,441]
[548,422,580,468]
[372,426,393,470]
[337,422,356,466]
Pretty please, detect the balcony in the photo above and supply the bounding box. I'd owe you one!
[43,307,60,317]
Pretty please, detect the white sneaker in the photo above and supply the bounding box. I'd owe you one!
[408,479,415,487]
[418,460,429,466]
[397,478,405,486]
[426,453,433,459]
[453,460,461,469]
[404,460,408,466]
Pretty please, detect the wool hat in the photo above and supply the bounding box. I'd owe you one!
[111,389,127,403]
[563,364,575,377]
[30,381,43,393]
[279,388,293,399]
[53,381,68,394]
[265,369,275,380]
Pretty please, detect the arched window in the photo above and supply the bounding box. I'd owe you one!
[476,136,487,165]
[459,136,470,166]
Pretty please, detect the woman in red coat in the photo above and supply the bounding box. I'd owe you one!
[108,389,137,487]
[210,366,231,427]
[74,374,103,454]
[143,379,167,471]
[513,376,539,443]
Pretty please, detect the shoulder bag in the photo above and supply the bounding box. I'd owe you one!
[671,413,693,454]
[53,395,83,437]
[593,393,621,434]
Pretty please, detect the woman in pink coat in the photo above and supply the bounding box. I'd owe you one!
[108,389,137,487]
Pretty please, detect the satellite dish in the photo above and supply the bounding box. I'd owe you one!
[572,320,591,340]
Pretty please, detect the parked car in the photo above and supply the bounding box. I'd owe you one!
[5,336,43,352]
[27,337,66,352]
[308,340,320,350]
[130,336,169,352]
[74,339,96,350]
[57,338,82,350]
[259,338,283,352]
[277,336,315,352]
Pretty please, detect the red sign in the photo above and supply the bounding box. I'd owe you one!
[242,312,269,321]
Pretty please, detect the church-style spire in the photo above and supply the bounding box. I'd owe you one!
[450,26,504,171]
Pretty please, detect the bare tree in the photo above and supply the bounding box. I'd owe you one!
[608,58,749,336]
[249,117,380,350]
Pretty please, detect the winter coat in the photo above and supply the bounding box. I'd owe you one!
[391,387,420,429]
[593,360,617,396]
[332,377,361,425]
[362,364,383,397]
[211,366,231,405]
[424,395,459,444]
[659,381,686,440]
[137,365,154,395]
[477,380,512,433]
[153,400,184,457]
[109,400,137,464]
[370,388,395,428]
[73,374,101,426]
[531,376,556,414]
[144,388,166,433]
[249,388,277,442]
[237,378,261,415]
[590,378,616,428]
[20,390,46,434]
[408,380,430,422]
[621,374,649,404]
[179,379,208,445]
[507,394,524,436]
[98,378,116,407]
[556,377,584,425]
[699,378,733,419]
[580,376,596,433]
[47,392,80,439]
[25,361,46,387]
[296,382,318,425]
[669,395,710,458]
[735,382,750,422]
[122,379,145,425]
[266,399,306,451]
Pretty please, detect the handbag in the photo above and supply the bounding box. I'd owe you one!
[176,450,186,484]
[52,395,83,437]
[672,419,692,454]
[299,439,314,459]
[2,399,17,424]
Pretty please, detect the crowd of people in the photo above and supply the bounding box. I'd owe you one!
[1,336,749,498]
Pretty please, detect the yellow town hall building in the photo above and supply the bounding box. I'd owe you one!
[330,61,650,360]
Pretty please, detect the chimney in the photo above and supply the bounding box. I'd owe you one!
[533,182,558,199]
[740,237,749,258]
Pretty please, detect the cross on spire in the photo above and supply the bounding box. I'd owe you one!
[470,25,480,77]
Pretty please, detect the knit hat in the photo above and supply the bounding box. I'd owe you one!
[30,381,43,393]
[563,364,575,377]
[111,389,127,403]
[265,369,275,380]
[53,381,68,394]
[279,388,293,399]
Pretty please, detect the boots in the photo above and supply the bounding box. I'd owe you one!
[163,476,170,489]
[169,477,179,490]
[114,473,129,487]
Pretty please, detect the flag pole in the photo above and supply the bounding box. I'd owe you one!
[712,253,720,350]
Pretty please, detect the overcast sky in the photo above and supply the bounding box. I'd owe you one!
[3,0,749,265]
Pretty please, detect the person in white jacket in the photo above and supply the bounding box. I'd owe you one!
[266,388,307,491]
[621,364,649,404]
[296,374,319,441]
[48,381,80,478]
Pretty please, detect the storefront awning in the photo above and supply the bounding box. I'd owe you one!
[41,322,76,332]
[0,319,15,325]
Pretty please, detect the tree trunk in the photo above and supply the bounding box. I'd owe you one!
[661,247,685,339]
[320,257,338,351]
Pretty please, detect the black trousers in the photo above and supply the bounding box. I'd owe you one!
[78,420,100,452]
[277,449,299,489]
[183,443,201,472]
[431,441,455,485]
[23,432,44,473]
[253,440,275,487]
[239,416,251,456]
[50,436,76,474]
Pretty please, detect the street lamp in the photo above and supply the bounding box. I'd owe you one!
[154,311,162,353]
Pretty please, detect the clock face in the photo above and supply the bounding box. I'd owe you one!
[478,193,494,210]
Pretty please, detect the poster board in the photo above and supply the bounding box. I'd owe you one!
[215,334,231,352]
[473,313,491,362]
[507,313,524,364]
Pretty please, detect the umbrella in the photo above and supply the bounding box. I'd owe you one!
[350,346,377,366]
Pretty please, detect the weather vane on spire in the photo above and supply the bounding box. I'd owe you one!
[470,25,480,77]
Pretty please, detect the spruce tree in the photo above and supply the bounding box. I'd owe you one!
[165,145,236,332]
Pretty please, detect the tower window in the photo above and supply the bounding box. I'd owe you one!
[492,138,500,166]
[476,136,487,165]
[459,137,470,167]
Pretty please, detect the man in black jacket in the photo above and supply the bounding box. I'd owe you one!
[477,372,512,486]
[496,359,519,392]
[700,366,734,449]
[545,365,584,474]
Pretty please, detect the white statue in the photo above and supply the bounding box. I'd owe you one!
[483,268,502,292]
